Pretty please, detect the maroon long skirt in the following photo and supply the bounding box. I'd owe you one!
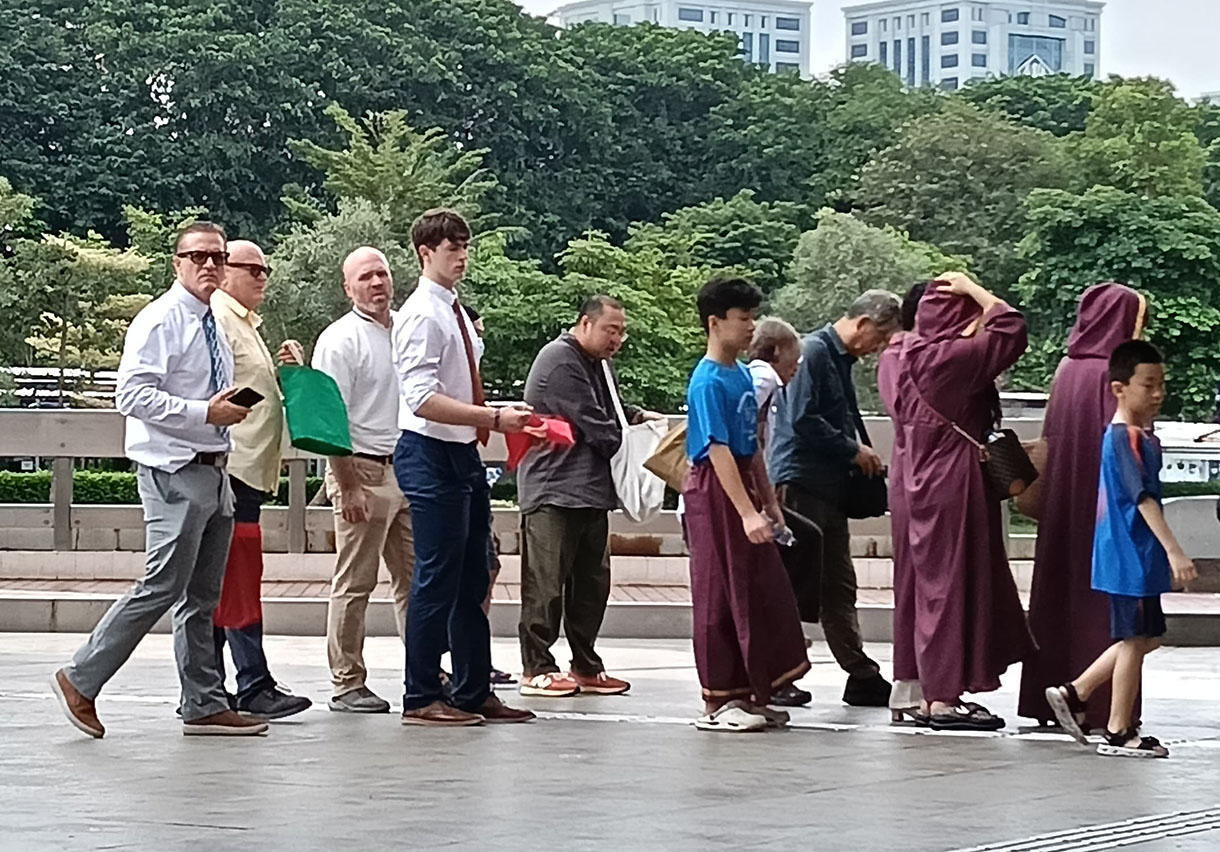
[683,459,810,701]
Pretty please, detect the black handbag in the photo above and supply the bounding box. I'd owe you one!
[842,414,888,519]
[911,381,1038,503]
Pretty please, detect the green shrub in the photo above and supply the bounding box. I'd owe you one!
[0,471,52,502]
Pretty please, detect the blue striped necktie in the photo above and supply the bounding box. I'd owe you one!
[202,309,228,394]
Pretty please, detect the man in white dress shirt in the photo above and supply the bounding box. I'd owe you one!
[311,246,415,714]
[393,208,535,726]
[50,222,269,738]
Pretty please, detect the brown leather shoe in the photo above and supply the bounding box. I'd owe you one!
[50,669,104,739]
[476,694,536,724]
[183,709,269,736]
[400,700,485,727]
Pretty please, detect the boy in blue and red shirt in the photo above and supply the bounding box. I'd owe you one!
[1046,340,1197,758]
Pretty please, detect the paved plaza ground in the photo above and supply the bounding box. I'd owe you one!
[4,633,1220,852]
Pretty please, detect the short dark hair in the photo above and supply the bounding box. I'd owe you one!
[411,208,471,255]
[176,221,226,250]
[902,282,931,332]
[1109,340,1163,384]
[696,276,762,333]
[578,295,623,322]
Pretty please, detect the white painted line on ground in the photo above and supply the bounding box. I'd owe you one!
[945,806,1220,852]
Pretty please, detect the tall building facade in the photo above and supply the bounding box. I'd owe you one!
[843,0,1102,91]
[553,0,814,76]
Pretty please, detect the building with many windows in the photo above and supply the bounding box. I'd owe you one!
[553,1,814,76]
[843,0,1102,91]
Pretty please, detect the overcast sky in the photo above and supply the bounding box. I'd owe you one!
[517,0,1219,99]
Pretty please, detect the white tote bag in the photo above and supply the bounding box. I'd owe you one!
[602,360,667,523]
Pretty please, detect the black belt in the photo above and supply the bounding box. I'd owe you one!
[354,452,392,465]
[190,452,228,467]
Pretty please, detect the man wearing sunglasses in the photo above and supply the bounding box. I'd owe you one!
[52,222,268,738]
[210,240,311,720]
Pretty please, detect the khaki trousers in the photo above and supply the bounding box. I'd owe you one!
[324,458,413,696]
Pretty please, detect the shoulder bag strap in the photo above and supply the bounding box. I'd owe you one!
[601,359,630,430]
[899,347,988,460]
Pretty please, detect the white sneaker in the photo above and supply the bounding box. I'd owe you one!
[518,673,581,697]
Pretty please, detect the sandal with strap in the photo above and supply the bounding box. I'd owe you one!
[694,699,767,734]
[890,707,931,727]
[1097,727,1169,759]
[928,702,1005,731]
[1044,684,1089,744]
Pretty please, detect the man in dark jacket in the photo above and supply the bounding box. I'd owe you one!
[770,290,901,708]
[516,295,661,697]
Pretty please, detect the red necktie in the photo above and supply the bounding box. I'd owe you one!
[453,300,489,446]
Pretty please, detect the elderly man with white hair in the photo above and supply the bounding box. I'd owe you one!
[311,246,415,714]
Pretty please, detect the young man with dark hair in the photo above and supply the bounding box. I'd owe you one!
[516,294,662,697]
[1046,340,1196,758]
[393,208,535,726]
[683,277,810,732]
[51,221,268,738]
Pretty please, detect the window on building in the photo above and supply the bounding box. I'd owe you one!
[921,35,930,84]
[893,39,902,74]
[907,14,915,28]
[1085,17,1096,31]
[972,7,985,21]
[880,40,888,64]
[760,16,768,28]
[677,7,703,23]
[941,76,959,91]
[1084,40,1095,54]
[653,9,659,22]
[1049,14,1066,28]
[709,11,717,23]
[850,43,868,58]
[780,39,802,54]
[759,32,770,64]
[613,13,630,24]
[742,32,753,62]
[1084,62,1096,76]
[907,36,915,85]
[972,30,987,44]
[778,16,801,31]
[1008,34,1064,74]
[942,31,959,45]
[941,53,959,68]
[880,18,887,32]
[1017,12,1030,25]
[921,12,930,26]
[727,12,733,25]
[942,8,960,23]
[972,53,987,67]
[776,62,801,73]
[743,13,751,26]
[851,21,867,35]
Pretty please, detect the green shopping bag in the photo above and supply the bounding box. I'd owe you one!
[278,365,353,456]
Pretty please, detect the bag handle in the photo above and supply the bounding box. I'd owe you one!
[601,360,630,430]
[899,348,988,461]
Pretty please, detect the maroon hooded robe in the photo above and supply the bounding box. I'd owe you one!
[1017,283,1144,728]
[894,290,1034,703]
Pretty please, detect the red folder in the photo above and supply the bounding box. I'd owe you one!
[505,415,575,471]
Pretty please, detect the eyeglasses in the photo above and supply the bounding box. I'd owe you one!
[176,250,230,267]
[228,262,272,278]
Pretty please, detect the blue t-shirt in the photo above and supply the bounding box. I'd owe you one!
[1092,423,1171,597]
[685,357,759,464]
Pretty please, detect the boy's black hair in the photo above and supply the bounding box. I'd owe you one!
[1109,339,1163,384]
[901,281,931,332]
[696,276,762,333]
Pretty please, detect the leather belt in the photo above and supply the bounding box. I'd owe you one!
[353,452,392,465]
[190,452,228,467]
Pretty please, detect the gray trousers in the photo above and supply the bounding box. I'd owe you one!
[65,464,235,721]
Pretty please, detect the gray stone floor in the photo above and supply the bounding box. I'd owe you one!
[4,633,1220,852]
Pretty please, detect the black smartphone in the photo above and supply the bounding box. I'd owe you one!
[229,387,265,408]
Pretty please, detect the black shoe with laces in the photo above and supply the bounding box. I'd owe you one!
[239,687,312,720]
[770,684,813,707]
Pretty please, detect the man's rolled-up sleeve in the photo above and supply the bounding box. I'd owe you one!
[394,312,445,414]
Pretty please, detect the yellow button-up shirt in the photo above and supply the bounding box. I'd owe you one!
[211,289,284,494]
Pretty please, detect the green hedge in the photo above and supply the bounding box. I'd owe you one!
[0,470,324,505]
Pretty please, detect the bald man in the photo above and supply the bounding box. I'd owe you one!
[311,247,414,713]
[210,240,312,719]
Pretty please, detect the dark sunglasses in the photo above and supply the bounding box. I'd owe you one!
[228,262,272,278]
[175,250,230,267]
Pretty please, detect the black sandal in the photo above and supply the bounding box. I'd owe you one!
[928,701,1005,731]
[1044,684,1089,744]
[1097,727,1168,759]
[890,707,930,727]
